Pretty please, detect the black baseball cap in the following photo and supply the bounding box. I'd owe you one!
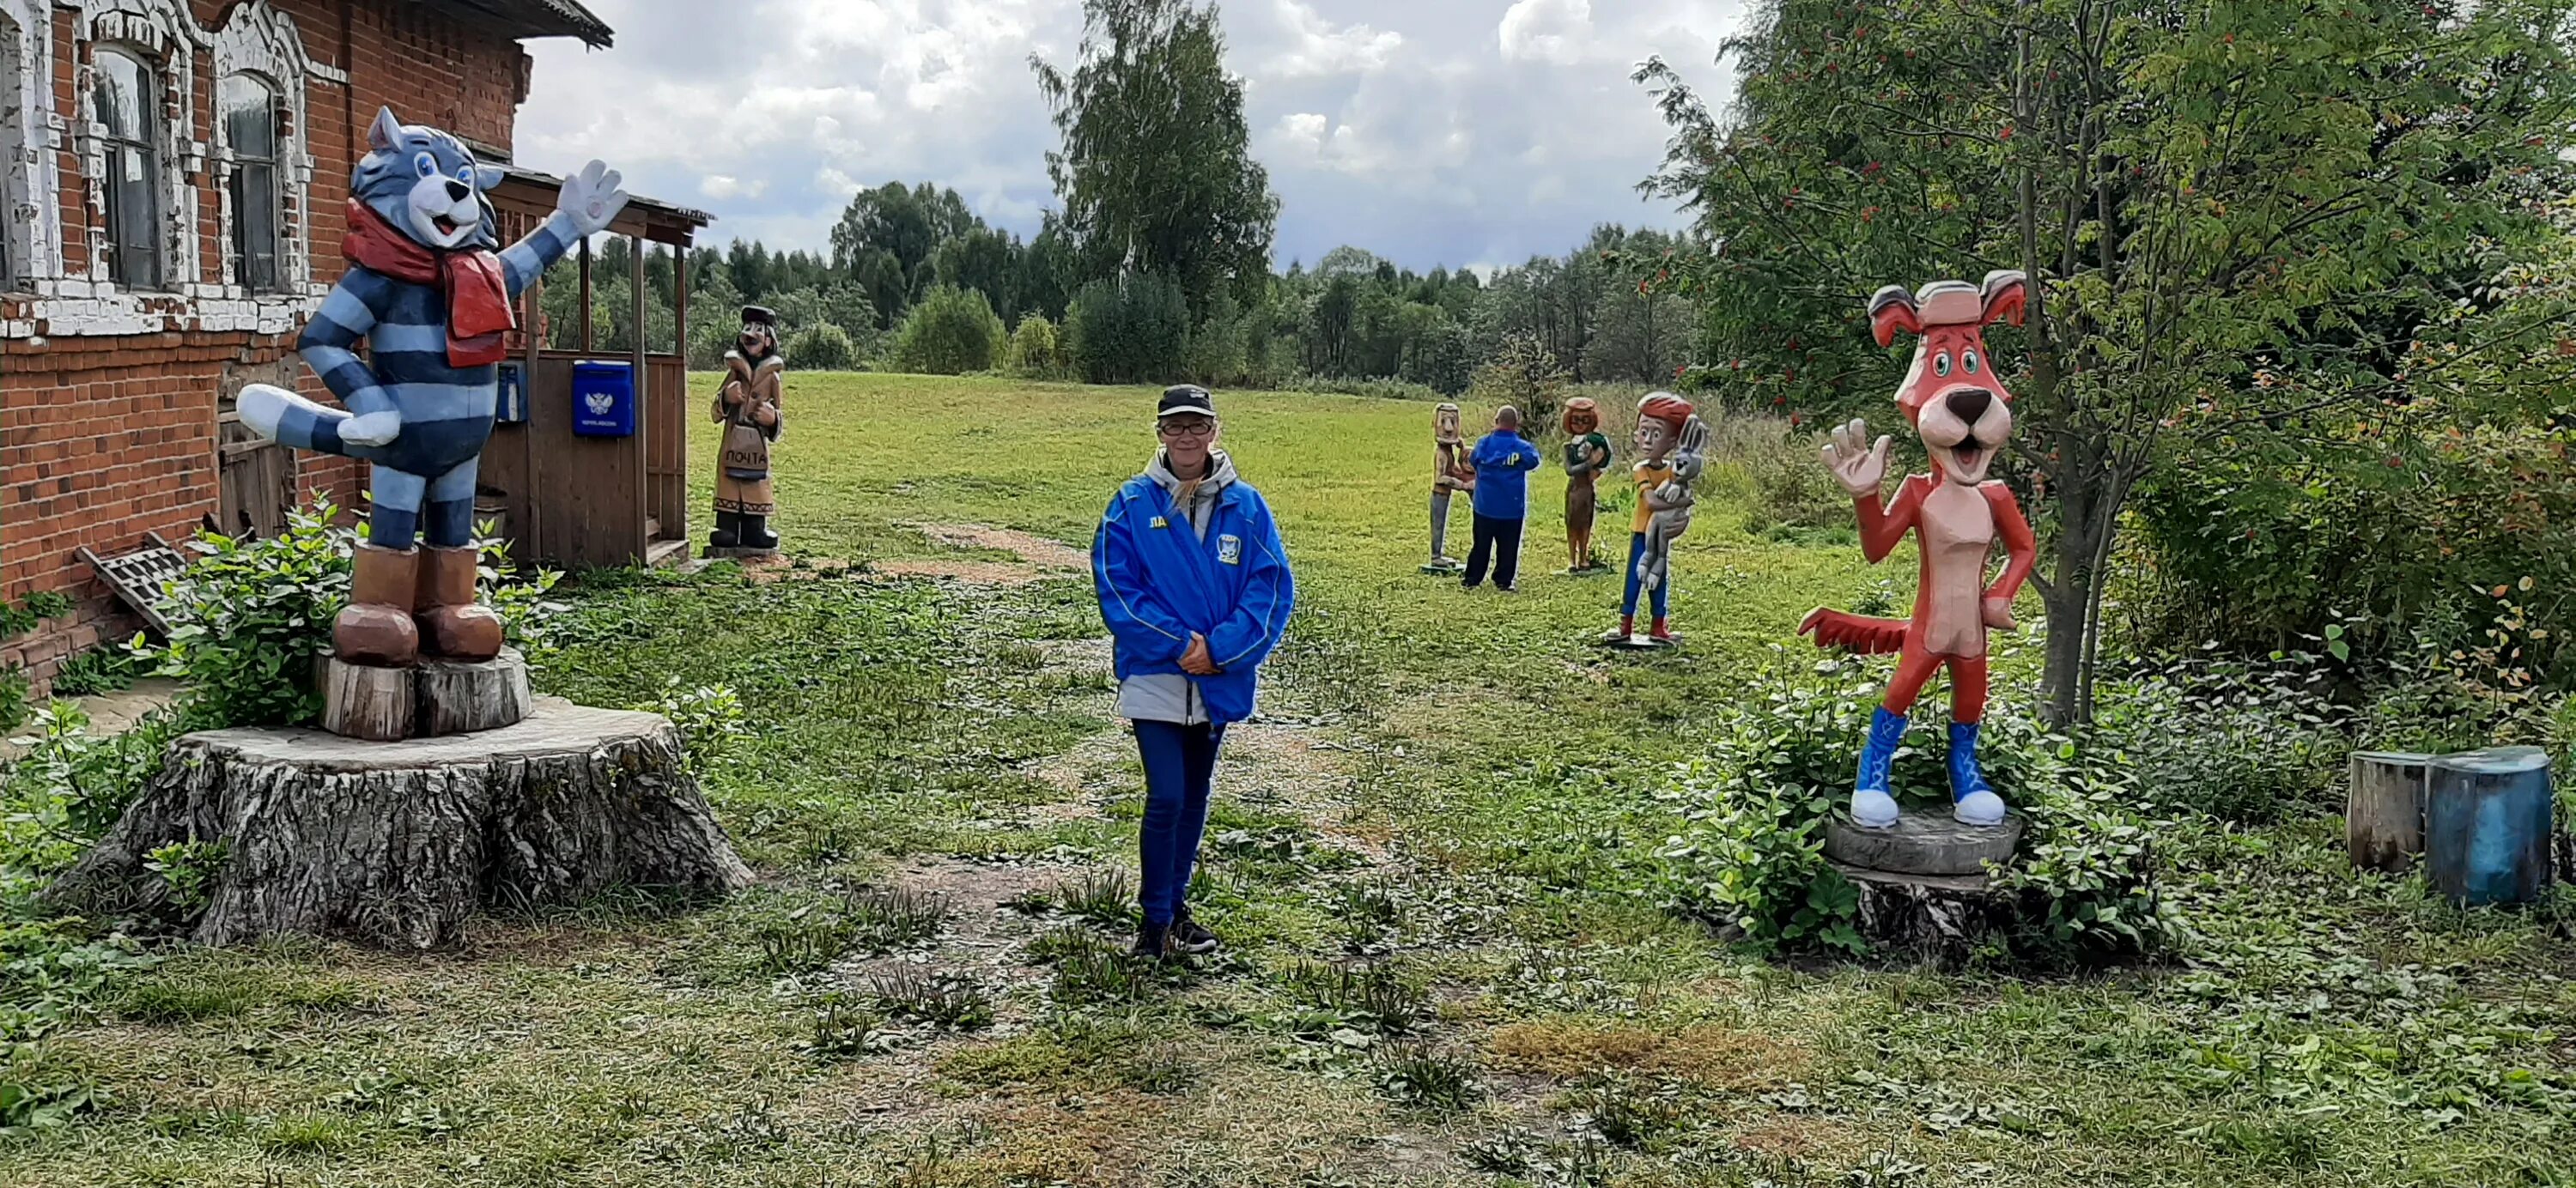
[1157,385,1217,422]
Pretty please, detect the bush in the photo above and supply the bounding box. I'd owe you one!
[1656,651,2167,962]
[1007,314,1071,380]
[2129,417,2576,683]
[890,284,1008,375]
[2090,653,2352,823]
[144,502,355,730]
[1467,333,1571,437]
[1,704,183,900]
[46,649,137,699]
[137,502,562,732]
[1740,420,1854,537]
[1066,273,1189,385]
[785,323,860,372]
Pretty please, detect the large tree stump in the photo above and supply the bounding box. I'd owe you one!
[48,698,752,949]
[1834,864,2027,967]
[1827,808,2029,966]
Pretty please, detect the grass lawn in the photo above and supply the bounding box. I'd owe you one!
[3,373,2570,1187]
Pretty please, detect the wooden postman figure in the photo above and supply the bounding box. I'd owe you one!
[709,306,786,554]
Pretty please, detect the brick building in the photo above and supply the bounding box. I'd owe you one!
[0,0,626,689]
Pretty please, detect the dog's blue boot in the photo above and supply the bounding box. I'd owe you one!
[1947,720,2005,827]
[1850,706,1905,828]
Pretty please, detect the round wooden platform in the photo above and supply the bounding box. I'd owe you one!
[49,698,751,949]
[1826,807,2024,876]
[319,648,533,742]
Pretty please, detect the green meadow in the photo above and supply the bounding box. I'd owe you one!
[2,373,2568,1188]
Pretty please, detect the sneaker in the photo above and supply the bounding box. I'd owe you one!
[1170,907,1220,955]
[1130,922,1170,959]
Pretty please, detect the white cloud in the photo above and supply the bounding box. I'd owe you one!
[1262,0,1402,79]
[514,0,1746,271]
[1498,0,1593,65]
[699,175,767,200]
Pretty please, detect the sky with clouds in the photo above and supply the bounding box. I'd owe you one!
[516,0,1747,275]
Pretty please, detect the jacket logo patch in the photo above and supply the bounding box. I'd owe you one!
[1217,534,1242,565]
[1149,516,1169,529]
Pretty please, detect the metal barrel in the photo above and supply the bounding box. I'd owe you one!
[2424,746,2555,906]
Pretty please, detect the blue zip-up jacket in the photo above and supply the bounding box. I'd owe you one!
[1470,430,1542,518]
[1092,452,1296,725]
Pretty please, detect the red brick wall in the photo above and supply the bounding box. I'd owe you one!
[1,1,540,692]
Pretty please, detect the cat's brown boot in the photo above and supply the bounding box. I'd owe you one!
[414,546,504,661]
[335,544,421,666]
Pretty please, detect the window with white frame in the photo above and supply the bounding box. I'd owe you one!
[92,46,162,290]
[222,73,283,293]
[0,11,17,290]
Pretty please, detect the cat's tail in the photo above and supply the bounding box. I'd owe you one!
[238,383,396,458]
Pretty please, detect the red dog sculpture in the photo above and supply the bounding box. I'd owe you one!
[1800,270,2038,829]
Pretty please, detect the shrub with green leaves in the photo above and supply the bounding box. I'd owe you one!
[631,679,748,770]
[143,502,354,730]
[785,323,860,371]
[1066,273,1188,385]
[1656,652,2167,962]
[45,648,137,699]
[1007,313,1071,379]
[891,283,1008,375]
[0,668,27,735]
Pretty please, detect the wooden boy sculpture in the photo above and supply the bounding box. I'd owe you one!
[709,306,786,553]
[237,107,629,669]
[1561,397,1612,573]
[1800,271,2038,829]
[1425,403,1474,573]
[1605,392,1706,646]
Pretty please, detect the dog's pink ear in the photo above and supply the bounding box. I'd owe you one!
[1868,285,1922,347]
[1980,270,2027,327]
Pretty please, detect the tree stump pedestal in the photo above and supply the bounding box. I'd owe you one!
[1825,808,2026,965]
[49,698,751,949]
[320,648,535,742]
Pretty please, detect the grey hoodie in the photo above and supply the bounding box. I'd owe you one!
[1116,448,1238,726]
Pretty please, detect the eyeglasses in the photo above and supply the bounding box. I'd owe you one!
[1158,420,1217,438]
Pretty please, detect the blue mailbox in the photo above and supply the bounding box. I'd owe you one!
[570,360,635,438]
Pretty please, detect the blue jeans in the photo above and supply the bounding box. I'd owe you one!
[1620,531,1668,618]
[1135,718,1226,927]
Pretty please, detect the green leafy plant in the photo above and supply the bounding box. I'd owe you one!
[1054,869,1135,926]
[633,679,748,770]
[891,283,1009,375]
[143,841,228,918]
[143,500,355,730]
[1279,960,1429,1036]
[0,668,27,735]
[799,994,905,1062]
[1,705,181,897]
[866,970,993,1031]
[0,591,76,639]
[45,648,137,698]
[1372,1046,1483,1114]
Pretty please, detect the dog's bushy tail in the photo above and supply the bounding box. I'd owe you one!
[1799,608,1908,655]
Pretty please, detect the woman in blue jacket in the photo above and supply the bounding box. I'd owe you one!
[1091,385,1297,958]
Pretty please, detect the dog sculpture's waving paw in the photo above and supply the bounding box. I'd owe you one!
[1821,417,1891,499]
[557,160,632,238]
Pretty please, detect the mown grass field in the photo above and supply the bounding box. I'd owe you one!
[3,373,2570,1187]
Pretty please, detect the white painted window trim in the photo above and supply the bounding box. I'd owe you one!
[1,0,64,293]
[210,0,319,301]
[24,0,331,336]
[72,0,205,298]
